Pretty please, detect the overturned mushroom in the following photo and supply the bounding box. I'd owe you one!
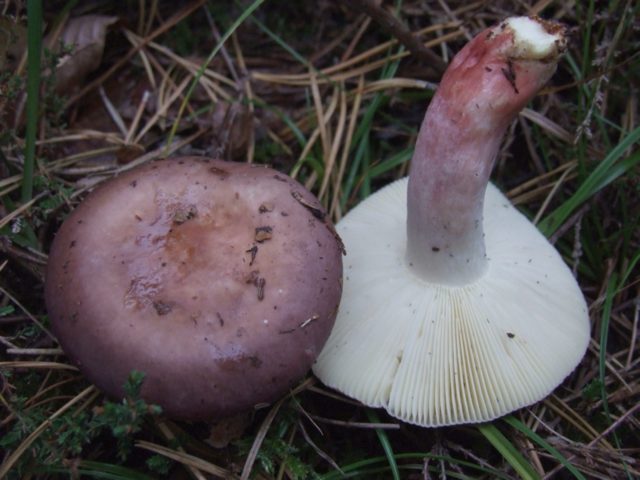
[313,17,590,426]
[45,157,343,420]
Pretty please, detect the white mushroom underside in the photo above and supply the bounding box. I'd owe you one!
[313,178,590,427]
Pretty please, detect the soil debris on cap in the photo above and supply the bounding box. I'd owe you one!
[246,270,266,301]
[153,300,173,316]
[209,166,230,179]
[255,226,273,243]
[259,203,274,213]
[501,59,519,94]
[255,277,266,300]
[246,245,258,265]
[173,205,198,224]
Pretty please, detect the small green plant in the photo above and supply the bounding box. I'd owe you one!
[234,402,319,480]
[40,41,73,129]
[145,454,173,475]
[1,371,162,478]
[255,435,318,479]
[0,305,16,316]
[0,175,74,250]
[89,370,163,460]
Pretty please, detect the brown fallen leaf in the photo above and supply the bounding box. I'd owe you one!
[206,412,252,449]
[60,71,154,167]
[50,14,118,95]
[203,100,253,160]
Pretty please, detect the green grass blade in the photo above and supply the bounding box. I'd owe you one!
[166,0,265,152]
[578,0,596,80]
[538,126,640,236]
[597,274,633,478]
[242,9,332,86]
[320,452,511,480]
[22,0,43,204]
[477,423,539,480]
[367,148,413,178]
[617,251,640,294]
[341,55,402,209]
[247,98,307,149]
[504,416,586,480]
[366,410,400,480]
[599,274,616,418]
[37,460,155,479]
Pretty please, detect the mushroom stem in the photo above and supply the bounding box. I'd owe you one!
[406,16,566,285]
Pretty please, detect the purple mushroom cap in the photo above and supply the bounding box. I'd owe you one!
[45,157,343,420]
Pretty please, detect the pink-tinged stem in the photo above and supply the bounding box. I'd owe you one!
[406,17,566,285]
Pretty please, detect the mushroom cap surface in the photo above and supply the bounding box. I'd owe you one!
[45,157,343,420]
[312,178,590,426]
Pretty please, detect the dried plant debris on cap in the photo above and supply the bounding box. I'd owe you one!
[312,16,589,427]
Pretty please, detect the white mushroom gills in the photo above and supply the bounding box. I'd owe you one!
[313,17,590,426]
